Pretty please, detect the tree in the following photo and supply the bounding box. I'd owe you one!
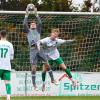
[0,0,37,11]
[0,0,73,11]
[81,0,92,12]
[0,0,98,12]
[81,0,99,12]
[38,0,73,11]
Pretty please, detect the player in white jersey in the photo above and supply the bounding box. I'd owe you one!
[0,30,14,100]
[40,28,79,90]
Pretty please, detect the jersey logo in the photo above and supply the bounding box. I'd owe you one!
[31,40,36,45]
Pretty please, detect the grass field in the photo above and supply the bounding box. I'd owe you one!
[0,96,100,100]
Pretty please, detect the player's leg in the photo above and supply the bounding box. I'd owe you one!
[59,63,78,87]
[3,70,11,100]
[31,65,39,91]
[38,50,55,83]
[55,57,72,78]
[48,60,59,84]
[55,57,78,87]
[38,51,57,91]
[5,81,11,100]
[42,62,59,91]
[43,62,55,83]
[42,65,46,83]
[30,49,38,91]
[41,64,47,91]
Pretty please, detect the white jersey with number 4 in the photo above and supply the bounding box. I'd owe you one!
[0,40,14,71]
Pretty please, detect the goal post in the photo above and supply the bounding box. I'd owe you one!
[0,11,99,72]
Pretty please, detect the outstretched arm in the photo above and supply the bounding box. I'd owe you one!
[66,39,76,43]
[57,39,75,45]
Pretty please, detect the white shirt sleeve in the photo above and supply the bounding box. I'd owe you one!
[40,37,48,44]
[56,39,75,46]
[56,39,66,45]
[66,39,75,42]
[10,44,14,60]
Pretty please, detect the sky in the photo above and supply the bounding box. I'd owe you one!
[73,0,99,5]
[73,0,99,9]
[72,0,84,5]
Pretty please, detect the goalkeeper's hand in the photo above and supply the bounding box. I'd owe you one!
[34,7,39,17]
[25,4,35,16]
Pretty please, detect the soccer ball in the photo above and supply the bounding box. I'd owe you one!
[27,4,35,11]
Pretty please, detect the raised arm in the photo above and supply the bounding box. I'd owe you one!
[23,6,30,33]
[34,8,42,33]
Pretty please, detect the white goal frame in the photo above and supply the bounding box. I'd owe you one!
[0,11,100,15]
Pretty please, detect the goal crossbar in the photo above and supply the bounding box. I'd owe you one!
[0,11,100,15]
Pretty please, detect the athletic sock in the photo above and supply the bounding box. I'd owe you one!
[32,73,36,86]
[48,70,54,81]
[42,71,46,82]
[65,68,72,78]
[6,83,11,94]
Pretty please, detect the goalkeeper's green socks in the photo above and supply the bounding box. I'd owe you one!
[65,68,72,78]
[6,83,11,94]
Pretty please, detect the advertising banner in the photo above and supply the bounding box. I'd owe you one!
[0,71,100,96]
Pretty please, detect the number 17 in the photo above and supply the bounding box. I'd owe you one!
[0,48,8,58]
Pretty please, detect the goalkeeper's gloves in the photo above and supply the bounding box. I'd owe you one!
[34,8,39,17]
[25,4,34,17]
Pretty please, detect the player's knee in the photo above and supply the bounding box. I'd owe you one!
[31,67,36,74]
[44,63,50,71]
[46,66,51,71]
[4,80,10,84]
[31,65,36,72]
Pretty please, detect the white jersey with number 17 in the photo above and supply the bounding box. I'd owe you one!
[0,40,14,71]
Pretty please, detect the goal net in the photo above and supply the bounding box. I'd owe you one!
[0,11,99,72]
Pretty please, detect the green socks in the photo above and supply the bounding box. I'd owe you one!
[6,83,11,94]
[65,68,72,78]
[42,72,46,82]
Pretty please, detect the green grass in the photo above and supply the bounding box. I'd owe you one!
[0,96,100,100]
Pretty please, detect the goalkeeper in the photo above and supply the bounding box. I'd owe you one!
[23,4,57,91]
[40,28,78,88]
